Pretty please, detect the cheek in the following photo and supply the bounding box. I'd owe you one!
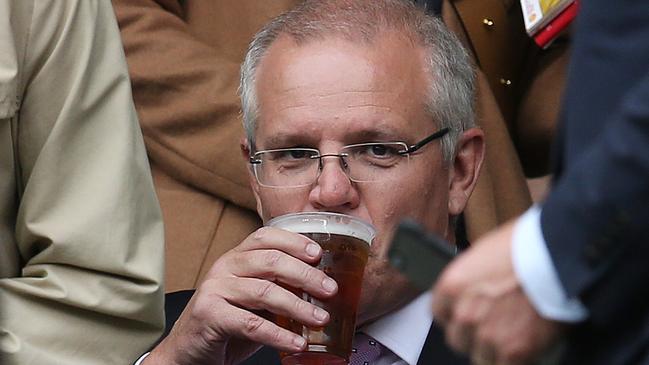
[362,175,448,252]
[361,184,423,255]
[366,178,439,220]
[257,188,310,221]
[409,168,450,229]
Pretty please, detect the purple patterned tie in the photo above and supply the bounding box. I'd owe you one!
[349,333,385,365]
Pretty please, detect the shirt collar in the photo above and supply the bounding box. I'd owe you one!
[360,292,433,365]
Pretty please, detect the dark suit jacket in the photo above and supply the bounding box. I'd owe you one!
[539,0,649,364]
[164,290,470,365]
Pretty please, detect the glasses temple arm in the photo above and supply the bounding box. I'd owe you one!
[404,127,450,154]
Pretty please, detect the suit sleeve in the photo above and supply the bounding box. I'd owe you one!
[541,70,649,327]
[0,1,164,363]
[111,0,257,211]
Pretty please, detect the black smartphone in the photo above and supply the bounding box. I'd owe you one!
[387,219,457,291]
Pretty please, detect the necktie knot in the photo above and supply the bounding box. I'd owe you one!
[349,333,384,365]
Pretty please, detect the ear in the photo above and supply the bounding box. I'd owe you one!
[241,137,265,217]
[447,127,485,216]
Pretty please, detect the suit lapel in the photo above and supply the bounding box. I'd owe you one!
[417,323,471,365]
[239,346,281,365]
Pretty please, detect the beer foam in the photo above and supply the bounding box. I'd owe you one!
[267,212,375,245]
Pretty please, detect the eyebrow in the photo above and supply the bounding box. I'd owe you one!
[261,134,318,150]
[344,129,404,144]
[260,127,406,150]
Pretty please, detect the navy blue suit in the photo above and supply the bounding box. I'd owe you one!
[163,290,469,365]
[540,0,649,363]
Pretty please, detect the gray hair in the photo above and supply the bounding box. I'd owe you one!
[239,0,475,161]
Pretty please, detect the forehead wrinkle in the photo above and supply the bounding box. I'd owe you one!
[273,104,392,113]
[275,86,397,98]
[271,95,395,114]
[274,103,310,113]
[344,103,392,110]
[311,89,400,98]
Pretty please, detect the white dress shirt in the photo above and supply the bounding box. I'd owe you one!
[361,292,434,365]
[512,205,588,322]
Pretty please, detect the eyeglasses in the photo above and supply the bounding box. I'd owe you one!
[249,128,449,188]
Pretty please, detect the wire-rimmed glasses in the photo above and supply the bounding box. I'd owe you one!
[249,128,449,188]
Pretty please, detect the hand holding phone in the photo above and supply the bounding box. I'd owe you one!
[388,219,457,291]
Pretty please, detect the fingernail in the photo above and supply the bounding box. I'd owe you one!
[293,336,306,349]
[314,307,329,322]
[322,278,337,293]
[305,243,320,258]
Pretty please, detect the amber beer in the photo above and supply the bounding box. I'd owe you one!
[267,212,375,365]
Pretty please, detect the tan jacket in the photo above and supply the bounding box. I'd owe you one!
[445,0,569,176]
[0,1,164,363]
[113,0,564,291]
[113,0,301,291]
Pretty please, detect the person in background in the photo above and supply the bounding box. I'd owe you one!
[112,0,295,293]
[433,0,649,364]
[0,0,164,363]
[436,0,570,203]
[138,1,484,364]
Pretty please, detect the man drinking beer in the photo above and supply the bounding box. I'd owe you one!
[139,1,484,364]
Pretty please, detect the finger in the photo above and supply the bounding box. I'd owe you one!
[432,293,453,325]
[446,319,473,354]
[471,338,496,365]
[215,299,308,353]
[445,288,488,354]
[218,277,330,327]
[230,249,338,298]
[236,227,323,264]
[432,263,465,325]
[470,354,494,365]
[167,292,306,360]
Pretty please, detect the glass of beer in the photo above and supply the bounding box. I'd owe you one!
[267,212,376,365]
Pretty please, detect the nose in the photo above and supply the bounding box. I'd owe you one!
[308,155,360,211]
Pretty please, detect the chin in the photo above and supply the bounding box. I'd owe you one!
[356,260,420,325]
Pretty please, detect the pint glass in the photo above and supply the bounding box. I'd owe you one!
[267,212,375,365]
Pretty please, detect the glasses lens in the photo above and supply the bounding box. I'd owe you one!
[342,143,409,182]
[254,149,320,187]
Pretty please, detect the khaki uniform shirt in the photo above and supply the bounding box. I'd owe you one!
[1,0,164,363]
